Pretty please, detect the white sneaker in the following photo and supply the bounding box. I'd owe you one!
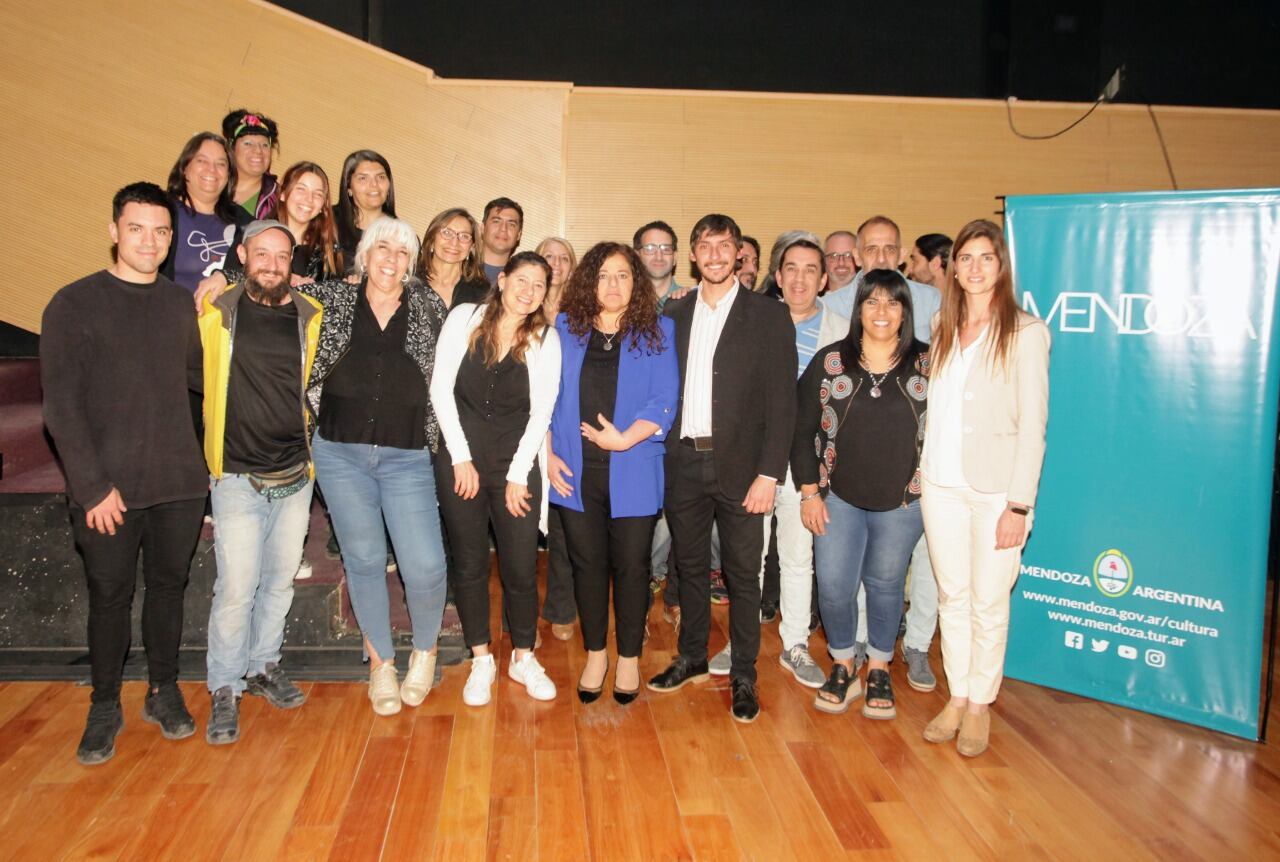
[400,649,436,707]
[294,559,313,580]
[507,651,556,701]
[368,662,401,716]
[463,654,497,707]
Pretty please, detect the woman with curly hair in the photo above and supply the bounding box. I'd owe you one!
[430,252,562,706]
[547,242,679,705]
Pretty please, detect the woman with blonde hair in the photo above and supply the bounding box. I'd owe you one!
[535,236,577,319]
[534,235,579,640]
[919,218,1050,757]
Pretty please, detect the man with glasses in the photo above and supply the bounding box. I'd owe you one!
[823,230,858,293]
[820,215,941,690]
[634,221,683,309]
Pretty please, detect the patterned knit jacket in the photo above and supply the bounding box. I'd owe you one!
[791,337,930,507]
[301,278,448,452]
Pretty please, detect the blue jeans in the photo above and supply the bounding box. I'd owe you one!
[311,433,447,661]
[814,493,923,662]
[208,473,314,694]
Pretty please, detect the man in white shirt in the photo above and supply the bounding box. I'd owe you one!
[647,214,797,724]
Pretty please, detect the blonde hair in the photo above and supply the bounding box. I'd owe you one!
[355,216,420,278]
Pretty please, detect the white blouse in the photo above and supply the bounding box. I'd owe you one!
[921,326,985,488]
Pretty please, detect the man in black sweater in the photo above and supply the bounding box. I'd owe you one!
[647,214,798,723]
[42,182,208,765]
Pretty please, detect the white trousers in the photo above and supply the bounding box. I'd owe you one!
[920,478,1031,704]
[759,469,813,651]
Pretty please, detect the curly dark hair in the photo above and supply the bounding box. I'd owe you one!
[560,242,666,353]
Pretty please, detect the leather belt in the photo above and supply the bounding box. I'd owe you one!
[681,436,714,452]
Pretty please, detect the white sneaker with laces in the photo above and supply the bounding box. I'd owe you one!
[400,648,437,706]
[294,559,313,580]
[368,662,401,716]
[463,654,497,707]
[507,651,557,701]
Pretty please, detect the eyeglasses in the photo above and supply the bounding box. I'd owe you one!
[825,251,854,263]
[439,227,473,243]
[637,243,675,255]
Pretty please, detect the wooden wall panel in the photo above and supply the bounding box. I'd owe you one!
[0,0,566,332]
[564,90,1280,284]
[3,0,1280,332]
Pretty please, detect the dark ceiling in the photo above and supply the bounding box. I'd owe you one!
[272,0,1280,110]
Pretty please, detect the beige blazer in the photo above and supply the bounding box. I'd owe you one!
[958,311,1051,506]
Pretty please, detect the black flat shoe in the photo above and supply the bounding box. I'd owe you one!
[578,659,608,704]
[613,686,640,705]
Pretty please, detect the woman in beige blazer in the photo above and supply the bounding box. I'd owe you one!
[919,219,1050,757]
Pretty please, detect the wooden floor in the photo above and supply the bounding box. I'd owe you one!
[1,589,1278,861]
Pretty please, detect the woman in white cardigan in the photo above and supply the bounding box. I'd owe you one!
[919,219,1050,757]
[429,252,562,706]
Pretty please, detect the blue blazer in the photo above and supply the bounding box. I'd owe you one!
[549,314,679,517]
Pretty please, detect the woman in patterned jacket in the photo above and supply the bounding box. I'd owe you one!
[792,268,929,720]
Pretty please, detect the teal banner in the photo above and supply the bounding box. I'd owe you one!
[1004,189,1280,739]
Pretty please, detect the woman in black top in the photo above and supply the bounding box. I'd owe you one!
[793,269,929,719]
[430,253,562,707]
[274,161,343,282]
[334,150,396,272]
[546,243,679,705]
[303,216,449,718]
[416,207,490,310]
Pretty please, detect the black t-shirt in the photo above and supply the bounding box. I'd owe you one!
[832,354,921,511]
[579,329,621,464]
[223,292,307,473]
[319,290,428,449]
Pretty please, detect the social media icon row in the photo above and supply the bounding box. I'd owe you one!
[1062,632,1165,667]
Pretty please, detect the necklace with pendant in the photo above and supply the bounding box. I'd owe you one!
[860,356,890,398]
[602,330,617,351]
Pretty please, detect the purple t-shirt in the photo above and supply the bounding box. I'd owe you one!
[173,208,235,292]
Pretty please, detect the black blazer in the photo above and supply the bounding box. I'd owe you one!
[663,286,797,499]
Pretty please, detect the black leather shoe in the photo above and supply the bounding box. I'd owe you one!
[646,656,709,692]
[730,677,760,723]
[759,601,778,624]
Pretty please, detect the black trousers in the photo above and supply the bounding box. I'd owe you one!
[540,505,577,625]
[559,462,656,657]
[70,497,205,703]
[666,444,765,682]
[437,457,541,651]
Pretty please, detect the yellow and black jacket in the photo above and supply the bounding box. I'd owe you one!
[197,284,323,478]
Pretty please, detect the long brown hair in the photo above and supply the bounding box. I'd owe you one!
[468,251,552,367]
[931,219,1020,372]
[275,161,342,277]
[417,207,486,284]
[561,242,665,353]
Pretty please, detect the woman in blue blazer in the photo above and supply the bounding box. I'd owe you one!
[547,242,679,705]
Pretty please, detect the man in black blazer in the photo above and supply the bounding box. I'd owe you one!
[647,213,797,722]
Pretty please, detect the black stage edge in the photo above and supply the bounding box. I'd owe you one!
[0,493,466,684]
[0,320,38,358]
